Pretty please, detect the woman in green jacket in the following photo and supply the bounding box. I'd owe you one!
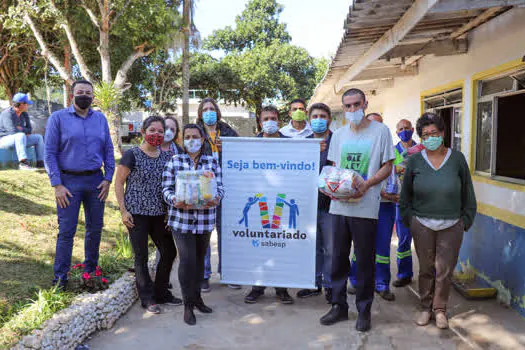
[400,112,476,330]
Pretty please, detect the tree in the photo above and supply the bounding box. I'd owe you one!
[4,0,182,152]
[0,0,48,102]
[197,0,322,130]
[204,0,291,52]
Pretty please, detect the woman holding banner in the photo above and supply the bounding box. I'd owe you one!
[196,97,239,292]
[162,124,224,326]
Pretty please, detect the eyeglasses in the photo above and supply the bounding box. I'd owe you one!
[421,131,441,139]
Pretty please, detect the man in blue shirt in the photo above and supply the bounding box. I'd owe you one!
[0,93,45,169]
[44,80,115,289]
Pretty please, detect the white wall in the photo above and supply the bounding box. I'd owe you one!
[366,8,525,217]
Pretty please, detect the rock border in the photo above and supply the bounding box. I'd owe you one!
[13,272,137,350]
[12,259,150,350]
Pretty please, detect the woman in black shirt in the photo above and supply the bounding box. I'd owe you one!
[115,116,182,314]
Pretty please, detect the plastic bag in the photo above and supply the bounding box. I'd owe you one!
[175,170,217,209]
[382,166,401,195]
[395,143,425,172]
[318,166,365,201]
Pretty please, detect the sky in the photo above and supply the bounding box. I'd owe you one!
[193,0,351,59]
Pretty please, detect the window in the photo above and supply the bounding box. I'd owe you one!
[475,68,525,183]
[423,88,463,151]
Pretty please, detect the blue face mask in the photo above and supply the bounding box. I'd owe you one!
[202,111,217,126]
[311,118,328,133]
[422,136,443,151]
[397,130,413,143]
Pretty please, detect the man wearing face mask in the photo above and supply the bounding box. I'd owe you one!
[320,88,394,332]
[44,79,115,290]
[279,98,313,138]
[391,119,416,288]
[245,105,294,305]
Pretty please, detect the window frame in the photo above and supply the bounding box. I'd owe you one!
[474,67,525,185]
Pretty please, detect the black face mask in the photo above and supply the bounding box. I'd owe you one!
[75,95,93,110]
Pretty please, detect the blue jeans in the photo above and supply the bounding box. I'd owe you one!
[395,204,414,280]
[53,172,105,283]
[316,210,333,288]
[0,133,44,161]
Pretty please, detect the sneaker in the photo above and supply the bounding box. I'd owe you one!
[201,279,211,293]
[244,289,264,304]
[356,312,371,332]
[393,277,412,288]
[157,294,182,306]
[435,311,449,329]
[347,286,356,295]
[144,304,161,314]
[52,279,68,292]
[228,284,242,289]
[19,160,36,170]
[320,304,348,325]
[415,311,432,326]
[376,289,396,301]
[297,287,322,298]
[276,290,294,304]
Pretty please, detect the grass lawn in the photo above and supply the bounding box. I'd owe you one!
[0,168,131,344]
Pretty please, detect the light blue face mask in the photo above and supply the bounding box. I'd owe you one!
[311,118,328,133]
[345,109,364,125]
[422,136,443,151]
[202,111,217,126]
[262,120,279,134]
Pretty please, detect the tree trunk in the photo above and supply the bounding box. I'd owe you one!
[181,0,191,125]
[63,43,72,106]
[255,102,262,133]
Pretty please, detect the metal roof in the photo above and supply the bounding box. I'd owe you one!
[311,0,525,111]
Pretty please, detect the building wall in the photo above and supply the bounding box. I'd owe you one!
[365,8,525,317]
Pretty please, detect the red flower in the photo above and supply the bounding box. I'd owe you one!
[101,278,108,283]
[81,264,86,268]
[82,272,91,280]
[72,264,83,269]
[96,266,102,271]
[95,270,102,277]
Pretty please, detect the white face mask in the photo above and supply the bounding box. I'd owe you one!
[262,120,279,134]
[164,129,175,143]
[184,139,201,153]
[345,109,365,126]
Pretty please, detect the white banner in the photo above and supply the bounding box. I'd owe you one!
[220,137,321,289]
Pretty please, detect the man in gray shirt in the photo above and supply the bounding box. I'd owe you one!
[0,93,44,169]
[320,88,394,332]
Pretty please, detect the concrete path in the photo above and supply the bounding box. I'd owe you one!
[87,235,524,349]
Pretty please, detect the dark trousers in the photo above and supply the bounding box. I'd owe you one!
[204,204,222,279]
[316,210,334,288]
[53,172,105,283]
[349,202,396,292]
[128,215,176,306]
[174,231,211,304]
[331,215,378,314]
[411,218,464,312]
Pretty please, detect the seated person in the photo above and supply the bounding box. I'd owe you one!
[0,93,44,169]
